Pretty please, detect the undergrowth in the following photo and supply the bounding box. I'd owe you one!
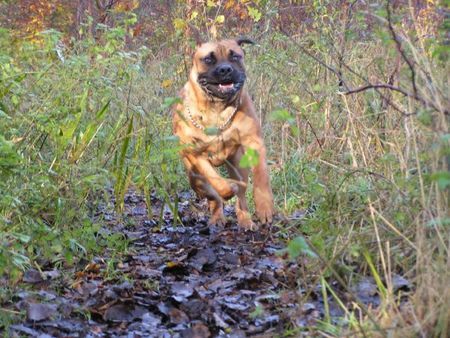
[0,2,448,336]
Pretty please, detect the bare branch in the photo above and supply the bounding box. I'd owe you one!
[280,16,448,116]
[343,83,448,115]
[345,83,410,96]
[279,27,351,92]
[386,0,418,97]
[279,28,411,116]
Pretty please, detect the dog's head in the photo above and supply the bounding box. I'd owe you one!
[191,38,254,100]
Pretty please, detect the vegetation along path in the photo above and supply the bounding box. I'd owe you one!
[0,1,448,337]
[4,189,411,337]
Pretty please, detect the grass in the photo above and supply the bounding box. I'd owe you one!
[0,2,449,336]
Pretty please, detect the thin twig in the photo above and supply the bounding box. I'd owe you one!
[338,59,413,116]
[279,27,351,92]
[280,27,410,116]
[280,13,448,116]
[386,0,418,97]
[303,115,324,151]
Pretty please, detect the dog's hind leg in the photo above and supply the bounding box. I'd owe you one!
[207,199,225,226]
[187,169,226,226]
[226,147,256,230]
[242,138,274,224]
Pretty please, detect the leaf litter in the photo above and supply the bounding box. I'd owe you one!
[3,189,410,337]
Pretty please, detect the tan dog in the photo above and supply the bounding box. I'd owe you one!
[172,38,273,229]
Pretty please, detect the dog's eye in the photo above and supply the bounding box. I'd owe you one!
[203,56,214,65]
[230,54,242,62]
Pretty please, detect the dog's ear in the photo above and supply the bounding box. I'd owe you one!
[236,37,255,46]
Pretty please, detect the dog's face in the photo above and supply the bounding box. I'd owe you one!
[192,39,253,100]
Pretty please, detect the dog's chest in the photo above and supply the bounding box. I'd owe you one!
[192,129,241,166]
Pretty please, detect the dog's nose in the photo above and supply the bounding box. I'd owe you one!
[216,64,233,76]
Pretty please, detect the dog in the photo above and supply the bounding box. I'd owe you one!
[172,38,273,230]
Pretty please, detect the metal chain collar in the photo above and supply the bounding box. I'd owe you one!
[185,101,239,132]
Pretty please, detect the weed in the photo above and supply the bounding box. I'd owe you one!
[0,2,448,336]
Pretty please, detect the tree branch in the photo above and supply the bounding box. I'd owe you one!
[280,18,448,116]
[343,83,448,115]
[386,0,418,97]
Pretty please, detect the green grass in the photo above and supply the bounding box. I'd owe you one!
[0,3,449,336]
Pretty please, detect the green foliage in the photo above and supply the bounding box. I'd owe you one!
[430,171,450,190]
[239,148,260,168]
[0,2,448,336]
[283,236,317,260]
[0,135,20,176]
[247,7,262,22]
[0,24,184,277]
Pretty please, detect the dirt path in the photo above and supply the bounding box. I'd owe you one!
[5,190,382,337]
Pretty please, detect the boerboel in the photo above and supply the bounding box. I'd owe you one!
[172,38,273,230]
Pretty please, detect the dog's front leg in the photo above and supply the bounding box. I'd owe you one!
[184,153,238,200]
[243,137,274,224]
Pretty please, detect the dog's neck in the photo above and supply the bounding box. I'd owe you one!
[187,78,241,115]
[185,79,242,131]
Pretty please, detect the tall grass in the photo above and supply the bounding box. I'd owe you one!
[244,5,448,336]
[0,2,448,336]
[0,25,185,282]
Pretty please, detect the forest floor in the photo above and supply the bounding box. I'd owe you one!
[4,190,409,337]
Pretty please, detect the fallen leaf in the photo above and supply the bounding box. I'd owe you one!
[23,269,44,284]
[190,248,217,271]
[181,322,211,338]
[171,308,190,325]
[392,275,410,292]
[10,324,41,336]
[27,303,57,321]
[104,303,147,322]
[141,312,162,328]
[171,282,194,302]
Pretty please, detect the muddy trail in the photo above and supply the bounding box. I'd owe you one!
[4,190,407,337]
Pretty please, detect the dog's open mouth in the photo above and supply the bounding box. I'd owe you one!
[197,72,246,99]
[218,82,235,93]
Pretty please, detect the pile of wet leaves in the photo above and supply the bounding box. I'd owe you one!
[3,190,410,337]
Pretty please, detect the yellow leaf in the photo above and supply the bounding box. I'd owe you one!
[173,18,187,31]
[176,64,184,74]
[161,79,173,88]
[166,261,179,268]
[216,15,225,24]
[225,0,235,10]
[247,6,262,22]
[190,11,198,20]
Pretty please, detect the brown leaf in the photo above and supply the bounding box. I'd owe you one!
[181,322,211,338]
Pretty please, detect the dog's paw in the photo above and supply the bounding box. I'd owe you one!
[256,208,273,224]
[237,211,257,230]
[254,187,274,224]
[255,199,274,224]
[208,214,226,227]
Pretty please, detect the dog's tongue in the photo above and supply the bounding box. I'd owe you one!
[219,83,234,91]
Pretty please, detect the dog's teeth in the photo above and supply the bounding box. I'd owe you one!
[219,83,234,90]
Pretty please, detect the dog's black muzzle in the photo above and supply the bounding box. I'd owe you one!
[198,63,246,100]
